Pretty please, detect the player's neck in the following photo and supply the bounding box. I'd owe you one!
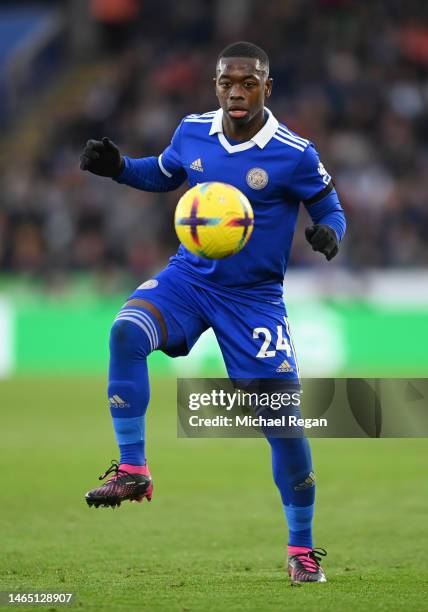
[222,109,266,143]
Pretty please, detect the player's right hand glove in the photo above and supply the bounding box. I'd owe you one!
[80,137,124,178]
[305,224,339,261]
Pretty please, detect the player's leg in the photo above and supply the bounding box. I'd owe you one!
[85,299,163,507]
[85,272,208,508]
[269,434,326,583]
[212,296,326,582]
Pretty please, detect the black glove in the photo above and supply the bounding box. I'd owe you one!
[305,224,339,261]
[80,137,124,178]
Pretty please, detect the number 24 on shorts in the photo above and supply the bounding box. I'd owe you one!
[253,323,292,359]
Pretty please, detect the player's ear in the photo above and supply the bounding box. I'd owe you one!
[265,77,273,98]
[213,76,220,101]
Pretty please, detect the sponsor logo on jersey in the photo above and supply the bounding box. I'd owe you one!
[317,162,331,185]
[190,158,204,172]
[109,395,130,408]
[294,471,316,491]
[276,359,293,373]
[246,167,268,189]
[138,279,159,290]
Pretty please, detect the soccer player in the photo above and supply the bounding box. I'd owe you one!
[80,42,345,584]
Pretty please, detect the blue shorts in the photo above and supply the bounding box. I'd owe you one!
[128,265,300,380]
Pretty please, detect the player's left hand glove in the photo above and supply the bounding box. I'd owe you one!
[305,224,338,261]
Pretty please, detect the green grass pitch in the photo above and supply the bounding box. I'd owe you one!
[1,376,427,611]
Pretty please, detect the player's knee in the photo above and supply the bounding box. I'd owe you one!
[110,309,159,359]
[110,319,143,359]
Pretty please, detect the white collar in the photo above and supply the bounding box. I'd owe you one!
[209,107,279,153]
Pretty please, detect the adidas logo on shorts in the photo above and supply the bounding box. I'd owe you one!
[276,359,293,373]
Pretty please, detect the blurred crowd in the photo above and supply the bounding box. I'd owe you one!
[1,0,428,290]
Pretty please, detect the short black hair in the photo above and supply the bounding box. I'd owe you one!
[217,41,269,76]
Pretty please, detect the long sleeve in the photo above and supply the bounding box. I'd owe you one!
[115,155,186,192]
[288,143,346,242]
[305,189,346,242]
[114,120,187,192]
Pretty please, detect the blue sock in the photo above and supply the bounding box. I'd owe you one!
[268,436,315,548]
[108,306,161,466]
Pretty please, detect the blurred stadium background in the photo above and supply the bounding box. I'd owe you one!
[1,3,428,609]
[0,0,427,379]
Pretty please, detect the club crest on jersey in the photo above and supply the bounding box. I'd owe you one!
[246,167,268,190]
[138,279,159,289]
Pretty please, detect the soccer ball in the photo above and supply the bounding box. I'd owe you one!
[174,182,254,259]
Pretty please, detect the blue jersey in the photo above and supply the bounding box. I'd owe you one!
[117,108,346,298]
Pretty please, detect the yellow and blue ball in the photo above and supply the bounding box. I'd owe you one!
[174,182,254,259]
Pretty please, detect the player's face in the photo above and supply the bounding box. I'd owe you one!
[214,57,272,126]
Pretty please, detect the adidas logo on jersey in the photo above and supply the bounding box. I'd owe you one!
[276,359,293,373]
[190,158,204,172]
